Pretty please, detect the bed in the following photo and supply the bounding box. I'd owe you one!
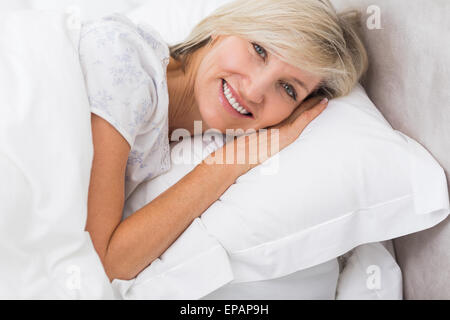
[0,0,448,300]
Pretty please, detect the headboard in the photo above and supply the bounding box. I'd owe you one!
[332,0,450,299]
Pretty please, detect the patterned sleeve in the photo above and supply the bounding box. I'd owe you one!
[78,19,158,148]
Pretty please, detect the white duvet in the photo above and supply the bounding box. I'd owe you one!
[0,6,262,300]
[0,10,113,299]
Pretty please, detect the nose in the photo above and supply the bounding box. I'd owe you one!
[241,69,274,106]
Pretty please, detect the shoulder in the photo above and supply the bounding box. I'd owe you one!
[79,14,170,149]
[80,13,141,42]
[79,13,170,95]
[79,13,169,66]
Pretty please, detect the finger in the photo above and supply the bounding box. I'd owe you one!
[288,96,326,123]
[285,97,327,127]
[294,98,328,128]
[297,95,325,113]
[268,96,328,130]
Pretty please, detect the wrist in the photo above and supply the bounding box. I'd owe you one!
[200,149,250,178]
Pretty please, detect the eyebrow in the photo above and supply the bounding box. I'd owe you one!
[264,49,310,94]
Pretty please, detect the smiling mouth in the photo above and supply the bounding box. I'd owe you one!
[221,79,253,118]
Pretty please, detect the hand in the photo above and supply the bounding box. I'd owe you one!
[268,96,329,151]
[202,96,328,175]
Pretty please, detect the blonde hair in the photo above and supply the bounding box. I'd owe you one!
[170,0,368,99]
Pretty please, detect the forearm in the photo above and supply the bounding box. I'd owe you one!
[103,161,241,281]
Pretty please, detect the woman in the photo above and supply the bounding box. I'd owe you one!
[80,0,368,281]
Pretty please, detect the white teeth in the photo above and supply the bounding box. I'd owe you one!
[223,81,251,115]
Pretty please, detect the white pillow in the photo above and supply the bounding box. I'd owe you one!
[2,0,148,19]
[127,0,232,45]
[336,242,403,300]
[112,84,449,299]
[203,241,401,300]
[197,84,448,282]
[202,258,340,300]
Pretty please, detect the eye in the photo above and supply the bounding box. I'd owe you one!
[281,82,297,101]
[252,43,267,60]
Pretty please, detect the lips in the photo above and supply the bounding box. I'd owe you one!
[220,79,254,119]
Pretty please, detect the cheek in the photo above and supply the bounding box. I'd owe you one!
[194,41,251,110]
[270,109,292,125]
[193,68,224,130]
[193,78,214,125]
[214,39,252,74]
[264,92,296,126]
[219,50,249,72]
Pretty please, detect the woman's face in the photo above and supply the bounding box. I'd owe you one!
[194,35,322,133]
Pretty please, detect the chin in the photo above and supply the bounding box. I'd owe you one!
[196,100,223,133]
[200,113,227,133]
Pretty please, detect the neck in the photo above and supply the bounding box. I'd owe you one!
[167,56,204,138]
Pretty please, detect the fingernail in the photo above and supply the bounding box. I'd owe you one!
[321,98,329,105]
